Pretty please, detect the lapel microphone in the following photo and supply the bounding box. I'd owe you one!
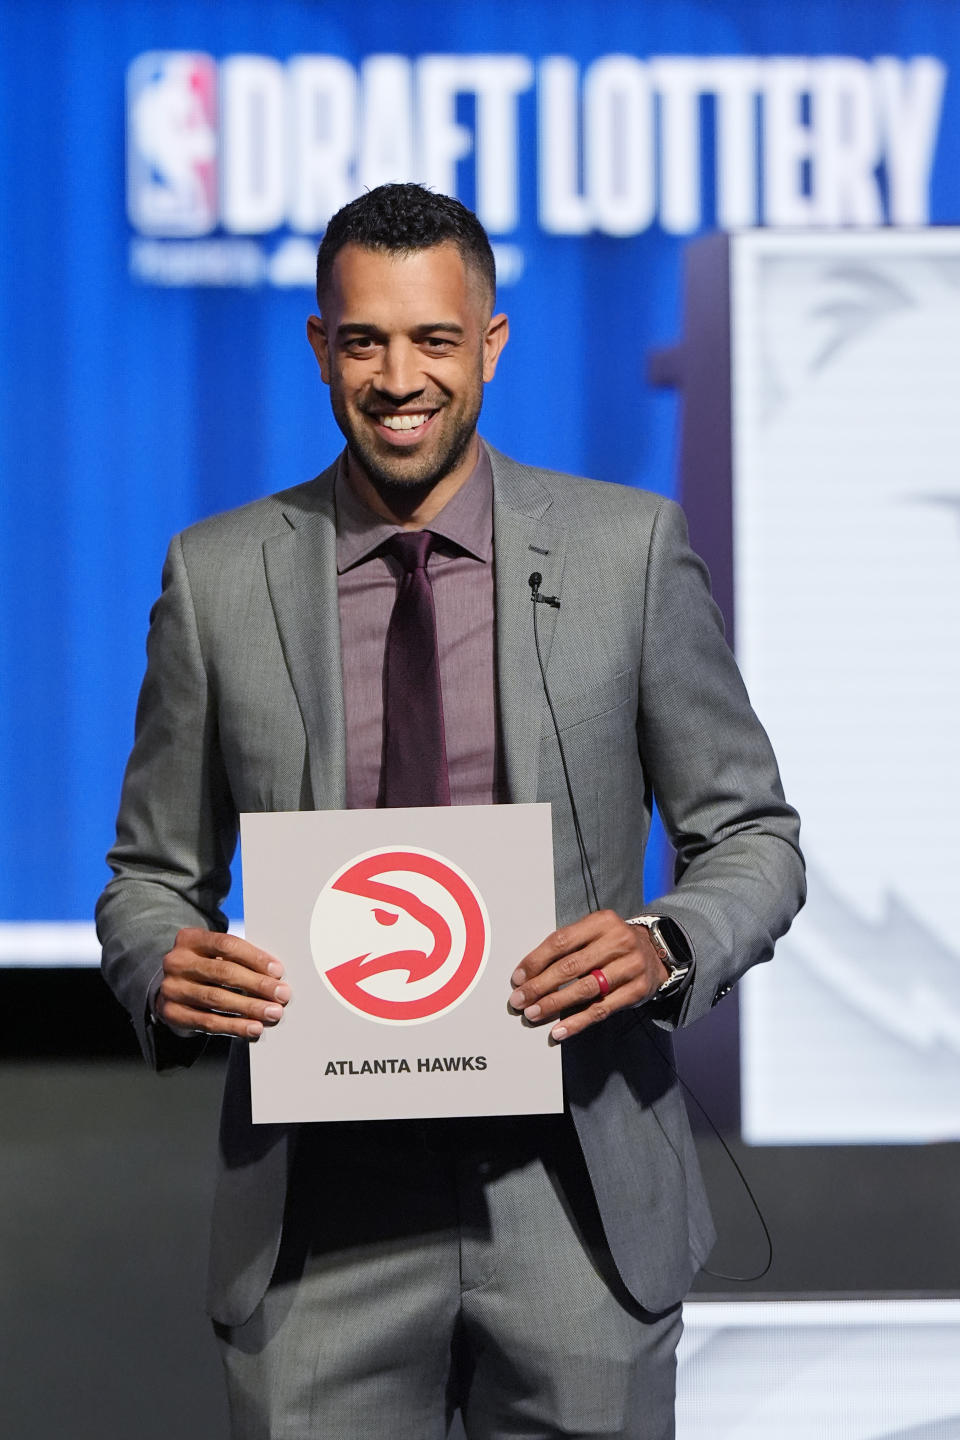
[528,572,561,608]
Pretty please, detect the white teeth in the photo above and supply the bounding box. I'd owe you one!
[379,413,429,431]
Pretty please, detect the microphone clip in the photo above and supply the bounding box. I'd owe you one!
[528,572,561,609]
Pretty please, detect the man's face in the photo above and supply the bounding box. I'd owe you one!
[308,242,508,508]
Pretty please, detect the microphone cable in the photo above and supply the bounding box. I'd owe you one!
[528,571,773,1284]
[529,572,600,915]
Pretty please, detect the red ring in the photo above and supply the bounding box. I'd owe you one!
[590,967,610,998]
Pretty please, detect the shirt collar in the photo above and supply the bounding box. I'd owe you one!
[335,443,493,574]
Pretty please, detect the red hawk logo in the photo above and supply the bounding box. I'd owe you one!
[310,847,489,1024]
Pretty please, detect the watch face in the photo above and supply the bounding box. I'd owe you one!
[627,914,691,986]
[656,917,688,961]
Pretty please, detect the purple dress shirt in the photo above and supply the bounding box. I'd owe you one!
[335,446,504,810]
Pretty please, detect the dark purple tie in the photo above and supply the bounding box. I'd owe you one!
[378,530,451,808]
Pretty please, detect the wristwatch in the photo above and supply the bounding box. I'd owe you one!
[625,915,692,999]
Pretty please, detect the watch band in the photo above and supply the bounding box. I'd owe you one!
[625,914,692,999]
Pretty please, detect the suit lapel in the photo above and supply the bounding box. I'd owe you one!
[263,466,347,810]
[489,445,566,805]
[260,447,566,812]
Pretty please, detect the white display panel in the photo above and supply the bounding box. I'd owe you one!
[677,1299,960,1439]
[734,230,960,1143]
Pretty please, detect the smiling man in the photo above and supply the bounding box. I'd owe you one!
[98,184,804,1439]
[309,237,506,513]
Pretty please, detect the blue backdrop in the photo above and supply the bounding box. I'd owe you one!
[2,0,958,942]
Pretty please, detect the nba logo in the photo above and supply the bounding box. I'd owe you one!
[127,52,218,236]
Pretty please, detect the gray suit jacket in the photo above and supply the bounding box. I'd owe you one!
[97,443,804,1324]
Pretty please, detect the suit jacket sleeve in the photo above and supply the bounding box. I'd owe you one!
[96,532,237,1069]
[636,497,805,1026]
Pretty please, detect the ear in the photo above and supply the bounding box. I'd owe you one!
[482,312,509,382]
[306,315,331,385]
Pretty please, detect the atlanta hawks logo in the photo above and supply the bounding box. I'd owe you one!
[310,847,490,1025]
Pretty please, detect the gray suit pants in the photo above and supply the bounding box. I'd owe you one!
[215,1114,681,1439]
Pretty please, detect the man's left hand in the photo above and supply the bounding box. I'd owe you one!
[509,910,670,1042]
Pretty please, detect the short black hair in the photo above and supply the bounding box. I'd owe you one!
[315,184,496,310]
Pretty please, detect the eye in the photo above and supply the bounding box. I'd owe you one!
[343,336,378,356]
[422,337,455,353]
[373,908,399,926]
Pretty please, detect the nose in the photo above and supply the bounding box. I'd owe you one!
[376,339,423,401]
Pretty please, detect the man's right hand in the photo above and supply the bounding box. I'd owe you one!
[156,927,291,1041]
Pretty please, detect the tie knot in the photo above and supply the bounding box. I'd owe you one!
[385,530,435,574]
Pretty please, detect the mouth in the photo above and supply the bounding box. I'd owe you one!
[366,410,439,446]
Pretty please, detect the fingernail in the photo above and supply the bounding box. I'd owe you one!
[263,1004,283,1022]
[509,989,525,1009]
[511,969,526,986]
[551,1026,568,1041]
[247,1022,263,1039]
[267,961,284,978]
[524,1004,542,1020]
[274,983,291,1002]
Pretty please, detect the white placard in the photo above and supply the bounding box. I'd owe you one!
[241,803,562,1124]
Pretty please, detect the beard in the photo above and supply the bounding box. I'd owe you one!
[329,383,484,502]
